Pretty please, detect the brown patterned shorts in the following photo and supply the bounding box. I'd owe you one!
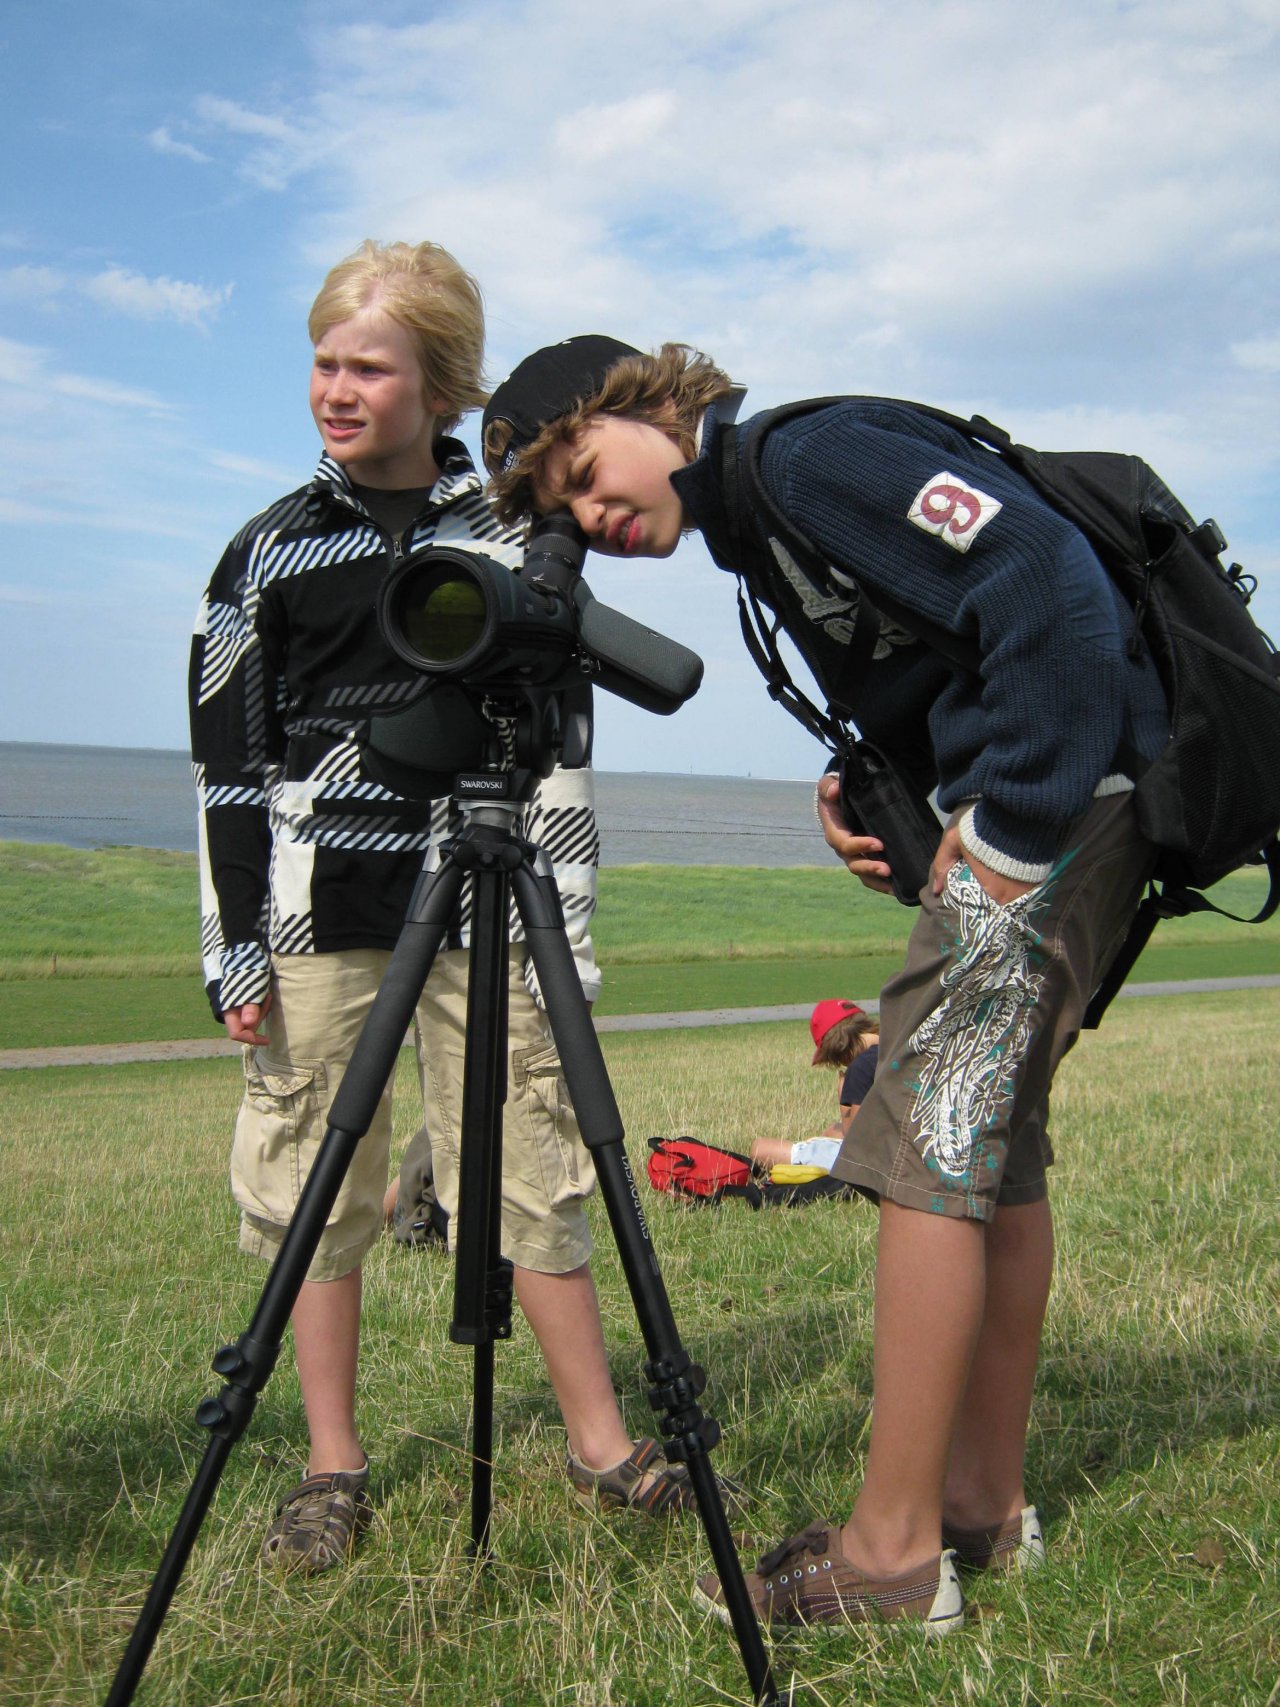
[830,793,1156,1222]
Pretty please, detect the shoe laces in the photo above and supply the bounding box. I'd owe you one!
[757,1520,834,1577]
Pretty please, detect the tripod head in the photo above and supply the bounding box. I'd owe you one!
[360,514,703,801]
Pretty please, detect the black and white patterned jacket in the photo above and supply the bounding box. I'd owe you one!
[189,443,600,1021]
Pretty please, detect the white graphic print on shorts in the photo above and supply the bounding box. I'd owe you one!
[908,863,1048,1178]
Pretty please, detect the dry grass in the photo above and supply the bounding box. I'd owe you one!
[1,993,1277,1704]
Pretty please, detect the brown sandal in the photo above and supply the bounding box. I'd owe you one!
[261,1466,373,1573]
[567,1437,746,1519]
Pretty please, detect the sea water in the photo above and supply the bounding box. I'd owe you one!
[0,741,827,868]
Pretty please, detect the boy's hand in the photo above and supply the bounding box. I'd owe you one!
[223,998,271,1046]
[930,822,1035,906]
[816,772,894,894]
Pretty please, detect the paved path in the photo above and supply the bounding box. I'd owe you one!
[3,975,1278,1070]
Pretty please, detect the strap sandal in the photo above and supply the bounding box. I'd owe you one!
[260,1464,373,1573]
[694,1518,964,1635]
[567,1436,747,1520]
[391,1170,449,1248]
[942,1503,1045,1572]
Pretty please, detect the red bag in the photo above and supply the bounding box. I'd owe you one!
[645,1137,757,1205]
[646,1135,866,1210]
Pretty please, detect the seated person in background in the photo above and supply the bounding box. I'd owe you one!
[749,999,879,1175]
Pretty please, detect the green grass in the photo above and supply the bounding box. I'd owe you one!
[2,843,1277,1050]
[1,993,1277,1703]
[0,843,196,978]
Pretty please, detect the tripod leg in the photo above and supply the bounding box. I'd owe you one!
[511,857,780,1707]
[104,856,466,1707]
[446,849,516,1559]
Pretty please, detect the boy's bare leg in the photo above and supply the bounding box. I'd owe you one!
[839,1201,986,1574]
[943,1197,1053,1528]
[291,1267,365,1473]
[513,1263,638,1470]
[290,1263,638,1479]
[749,1137,793,1169]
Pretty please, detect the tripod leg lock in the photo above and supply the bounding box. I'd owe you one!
[657,1414,723,1465]
[646,1349,707,1408]
[450,1257,516,1346]
[644,1350,721,1462]
[195,1333,282,1443]
[486,1257,515,1341]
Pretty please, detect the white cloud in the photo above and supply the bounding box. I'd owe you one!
[1231,334,1280,373]
[147,126,212,165]
[7,0,1279,761]
[0,339,187,534]
[275,0,1278,407]
[0,265,67,308]
[190,94,312,189]
[52,373,173,414]
[0,334,49,385]
[0,346,174,456]
[81,265,232,328]
[0,580,49,604]
[194,94,296,142]
[207,449,298,485]
[552,92,679,160]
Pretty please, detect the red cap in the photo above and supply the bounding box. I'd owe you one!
[809,999,864,1063]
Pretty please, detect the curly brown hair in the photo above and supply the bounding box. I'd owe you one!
[483,342,737,526]
[814,1012,878,1069]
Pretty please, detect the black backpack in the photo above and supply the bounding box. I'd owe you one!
[722,397,1280,1025]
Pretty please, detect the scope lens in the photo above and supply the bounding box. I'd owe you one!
[399,567,489,665]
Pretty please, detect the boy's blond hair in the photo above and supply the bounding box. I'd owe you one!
[308,240,487,434]
[484,343,736,525]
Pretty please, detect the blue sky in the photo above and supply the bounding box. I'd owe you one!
[2,0,1277,779]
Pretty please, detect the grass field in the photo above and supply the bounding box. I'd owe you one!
[2,842,1278,1050]
[1,992,1278,1704]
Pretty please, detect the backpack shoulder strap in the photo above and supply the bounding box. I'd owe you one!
[718,408,868,746]
[1082,840,1280,1028]
[732,398,985,683]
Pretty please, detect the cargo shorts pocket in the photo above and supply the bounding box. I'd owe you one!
[231,1050,328,1226]
[510,1038,588,1201]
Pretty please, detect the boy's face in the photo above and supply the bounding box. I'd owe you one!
[310,309,445,489]
[534,416,689,558]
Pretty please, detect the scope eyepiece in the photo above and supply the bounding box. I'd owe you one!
[520,513,588,590]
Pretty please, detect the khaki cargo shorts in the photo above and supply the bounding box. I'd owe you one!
[231,946,594,1280]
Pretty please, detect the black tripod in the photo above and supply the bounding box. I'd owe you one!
[104,783,779,1707]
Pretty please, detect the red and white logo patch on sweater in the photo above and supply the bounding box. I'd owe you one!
[907,473,1002,553]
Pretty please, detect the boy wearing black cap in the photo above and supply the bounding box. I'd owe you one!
[479,337,1169,1634]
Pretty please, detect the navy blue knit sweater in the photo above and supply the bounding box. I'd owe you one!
[672,400,1169,881]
